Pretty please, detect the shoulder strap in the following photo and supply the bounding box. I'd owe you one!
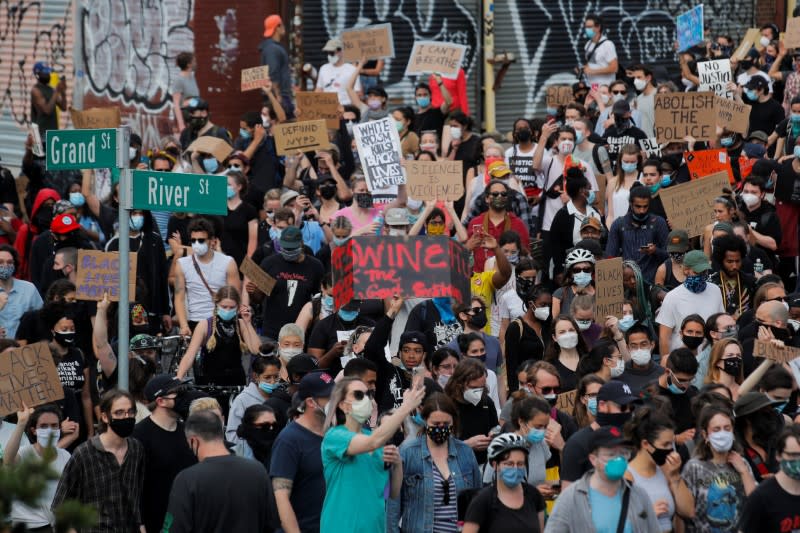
[191,254,216,298]
[616,485,630,533]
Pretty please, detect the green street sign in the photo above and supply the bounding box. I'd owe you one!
[46,128,123,170]
[130,170,228,215]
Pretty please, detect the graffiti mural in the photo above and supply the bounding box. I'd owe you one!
[79,0,194,111]
[303,0,480,91]
[210,8,239,78]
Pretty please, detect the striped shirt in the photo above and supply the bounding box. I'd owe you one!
[432,463,458,533]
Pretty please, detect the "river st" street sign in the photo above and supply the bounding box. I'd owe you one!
[130,170,228,215]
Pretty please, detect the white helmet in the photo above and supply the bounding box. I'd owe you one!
[565,247,596,270]
[487,432,530,462]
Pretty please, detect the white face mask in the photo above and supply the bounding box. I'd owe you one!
[349,395,373,423]
[327,53,339,65]
[558,140,574,154]
[576,319,592,331]
[708,430,734,452]
[463,387,483,406]
[760,36,771,48]
[600,93,610,105]
[420,143,438,153]
[630,348,651,366]
[609,357,625,378]
[681,77,695,88]
[612,93,625,103]
[533,306,550,321]
[191,241,209,256]
[36,427,61,447]
[279,347,302,361]
[388,228,406,236]
[633,78,647,91]
[450,126,462,140]
[741,192,760,208]
[129,147,138,161]
[556,331,579,349]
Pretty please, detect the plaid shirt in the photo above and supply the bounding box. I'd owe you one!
[53,435,145,532]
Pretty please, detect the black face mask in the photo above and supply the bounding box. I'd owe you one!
[595,411,632,428]
[515,129,532,143]
[721,358,742,377]
[468,312,488,329]
[682,335,703,350]
[37,73,51,85]
[319,184,337,200]
[631,211,649,223]
[515,276,535,300]
[54,331,76,346]
[190,116,208,130]
[740,60,754,71]
[355,192,373,209]
[613,114,630,129]
[108,417,136,438]
[649,446,672,466]
[34,210,53,230]
[241,425,279,463]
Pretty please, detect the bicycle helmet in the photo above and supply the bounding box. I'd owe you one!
[565,247,596,270]
[487,432,530,462]
[130,334,159,351]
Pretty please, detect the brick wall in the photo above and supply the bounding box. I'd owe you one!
[755,0,784,29]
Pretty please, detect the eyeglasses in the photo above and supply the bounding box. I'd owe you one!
[572,266,593,273]
[438,363,457,371]
[538,386,560,395]
[191,238,206,244]
[488,191,509,198]
[111,409,137,418]
[598,449,633,461]
[766,296,787,303]
[611,90,627,95]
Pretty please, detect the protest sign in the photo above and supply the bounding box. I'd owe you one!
[239,256,276,295]
[753,339,800,364]
[639,138,662,158]
[273,120,329,156]
[76,250,137,301]
[331,236,471,307]
[296,92,340,129]
[556,390,577,414]
[406,160,464,201]
[341,24,395,62]
[659,171,730,237]
[240,66,270,92]
[786,18,800,48]
[70,107,121,129]
[677,5,704,51]
[546,86,573,108]
[714,96,750,135]
[595,258,624,319]
[405,41,467,80]
[353,117,405,191]
[187,136,234,163]
[654,92,716,144]
[734,28,762,59]
[29,123,44,157]
[697,60,733,98]
[0,342,64,417]
[685,149,734,183]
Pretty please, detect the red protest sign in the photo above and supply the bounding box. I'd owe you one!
[331,236,471,308]
[684,149,734,184]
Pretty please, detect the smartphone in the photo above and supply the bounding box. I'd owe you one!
[591,83,599,91]
[472,225,483,235]
[412,366,426,391]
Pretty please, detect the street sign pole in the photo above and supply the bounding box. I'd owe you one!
[116,127,131,391]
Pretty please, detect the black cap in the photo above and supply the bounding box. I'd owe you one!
[597,380,641,406]
[144,374,190,402]
[286,354,318,379]
[366,86,388,99]
[745,76,768,91]
[399,331,428,352]
[279,226,303,250]
[298,371,335,399]
[788,292,800,309]
[590,425,632,452]
[612,100,631,115]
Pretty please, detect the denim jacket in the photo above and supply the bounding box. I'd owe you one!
[387,435,482,533]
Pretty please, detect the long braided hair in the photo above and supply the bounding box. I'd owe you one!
[206,285,248,353]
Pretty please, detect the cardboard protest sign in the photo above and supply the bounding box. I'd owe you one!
[714,96,750,135]
[639,138,662,158]
[405,41,467,80]
[331,236,471,307]
[70,107,121,129]
[595,257,624,319]
[654,92,716,144]
[546,86,573,108]
[76,250,137,301]
[239,256,276,295]
[556,390,577,414]
[753,339,800,364]
[786,18,800,48]
[0,342,64,417]
[341,23,395,62]
[734,28,763,59]
[685,149,734,183]
[659,171,730,237]
[187,136,234,163]
[677,5,704,51]
[240,65,270,92]
[296,92,340,129]
[406,160,464,201]
[273,120,329,156]
[29,123,44,157]
[353,117,405,191]
[697,60,733,99]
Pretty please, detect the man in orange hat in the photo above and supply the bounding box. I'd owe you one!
[259,15,294,117]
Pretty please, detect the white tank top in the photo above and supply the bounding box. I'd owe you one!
[179,252,233,321]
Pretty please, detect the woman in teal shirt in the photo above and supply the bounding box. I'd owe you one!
[321,377,424,533]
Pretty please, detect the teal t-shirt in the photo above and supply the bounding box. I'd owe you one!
[588,486,633,533]
[320,425,389,533]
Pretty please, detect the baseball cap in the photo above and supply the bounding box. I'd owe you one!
[580,217,601,232]
[597,380,641,406]
[279,226,303,250]
[683,250,711,273]
[384,208,410,226]
[130,334,158,351]
[322,39,343,52]
[144,374,190,402]
[612,100,631,115]
[286,354,319,380]
[666,230,689,252]
[589,425,632,452]
[50,213,80,234]
[366,86,388,99]
[280,190,300,206]
[487,160,512,178]
[263,15,282,38]
[745,76,768,91]
[33,62,51,75]
[298,371,335,400]
[746,130,769,143]
[734,391,780,417]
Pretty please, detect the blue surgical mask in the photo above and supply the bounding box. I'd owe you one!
[416,96,431,108]
[604,456,628,481]
[575,130,585,144]
[794,146,800,159]
[744,89,758,101]
[618,315,635,332]
[773,401,788,414]
[587,190,596,204]
[332,237,349,247]
[129,214,144,231]
[227,185,236,199]
[527,427,546,443]
[259,382,277,394]
[500,466,526,488]
[322,295,334,309]
[720,136,735,147]
[587,396,598,416]
[621,162,638,174]
[792,113,800,123]
[412,412,424,426]
[269,227,280,241]
[648,183,660,195]
[203,158,219,173]
[217,307,237,321]
[239,128,252,140]
[585,27,596,39]
[338,308,358,322]
[667,376,686,395]
[660,174,672,187]
[573,271,592,288]
[69,192,86,207]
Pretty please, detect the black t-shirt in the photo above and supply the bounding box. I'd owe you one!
[560,425,595,482]
[414,107,446,138]
[404,300,463,349]
[259,254,324,340]
[198,319,247,386]
[133,417,197,533]
[464,482,545,533]
[776,159,800,203]
[744,202,783,246]
[55,347,87,392]
[307,313,375,354]
[167,215,192,248]
[774,118,797,157]
[657,385,698,433]
[738,476,800,533]
[163,455,279,533]
[221,201,258,266]
[747,98,785,136]
[456,397,499,464]
[601,125,648,162]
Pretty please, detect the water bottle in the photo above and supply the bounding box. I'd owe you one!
[373,215,383,235]
[754,258,763,274]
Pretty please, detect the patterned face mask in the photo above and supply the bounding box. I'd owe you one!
[426,424,452,445]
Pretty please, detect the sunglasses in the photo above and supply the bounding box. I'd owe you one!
[766,296,787,303]
[442,476,451,506]
[611,90,627,95]
[351,390,367,401]
[191,238,206,244]
[539,386,560,395]
[469,306,486,314]
[572,266,593,273]
[488,191,509,198]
